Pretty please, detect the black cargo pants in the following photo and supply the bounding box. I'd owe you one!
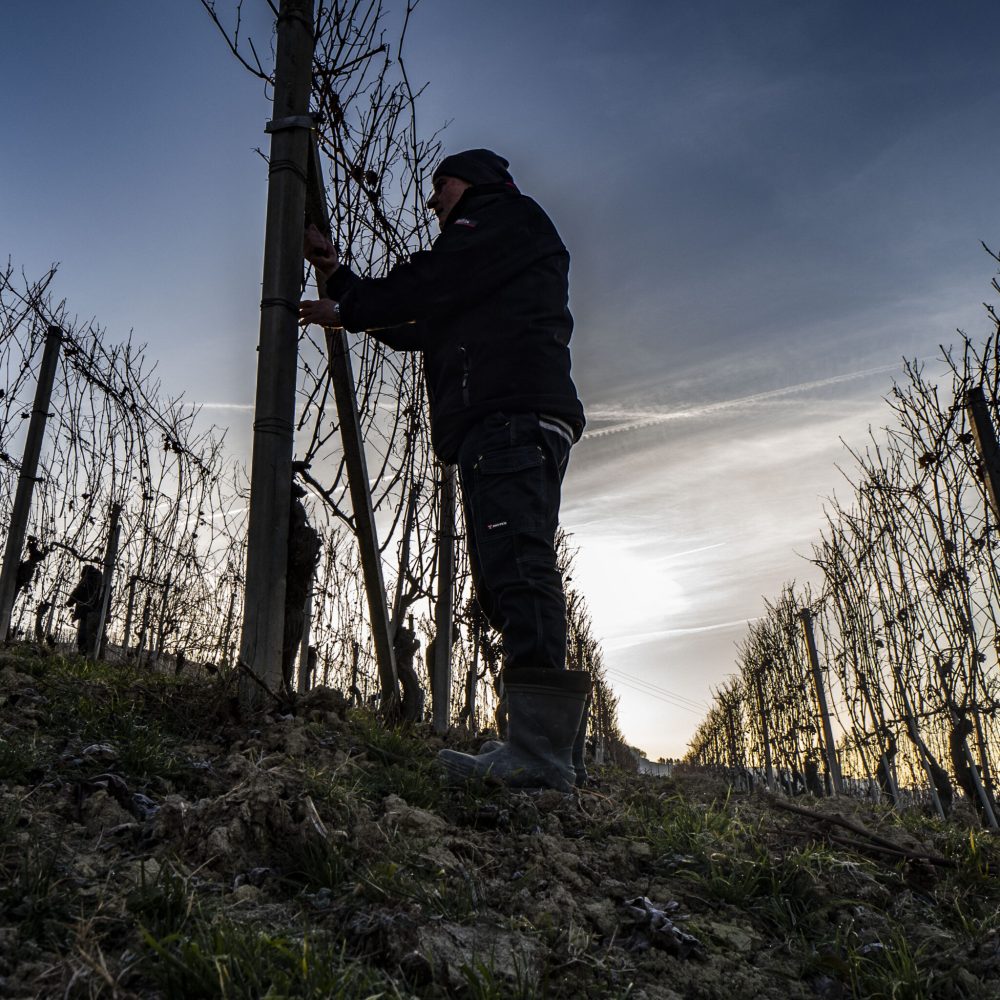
[456,411,572,673]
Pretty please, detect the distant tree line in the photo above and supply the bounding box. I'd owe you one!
[689,251,1000,826]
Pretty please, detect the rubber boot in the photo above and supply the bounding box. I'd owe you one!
[478,689,592,787]
[438,668,592,792]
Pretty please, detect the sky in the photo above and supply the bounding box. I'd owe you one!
[4,1,1000,758]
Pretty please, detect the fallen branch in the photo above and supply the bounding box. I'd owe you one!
[763,792,957,869]
[826,834,943,866]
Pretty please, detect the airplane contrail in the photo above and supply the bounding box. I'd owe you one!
[210,505,249,521]
[183,402,255,412]
[605,617,761,649]
[662,541,727,561]
[581,359,922,441]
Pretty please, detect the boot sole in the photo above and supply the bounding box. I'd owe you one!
[436,749,573,792]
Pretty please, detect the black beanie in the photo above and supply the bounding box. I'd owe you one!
[433,148,514,187]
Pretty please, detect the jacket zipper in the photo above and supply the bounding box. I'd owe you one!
[459,344,470,406]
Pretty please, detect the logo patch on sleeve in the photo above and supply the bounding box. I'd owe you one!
[454,217,478,228]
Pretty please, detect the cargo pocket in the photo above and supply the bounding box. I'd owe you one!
[473,444,546,539]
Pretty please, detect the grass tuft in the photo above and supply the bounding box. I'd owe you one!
[0,837,72,945]
[138,917,405,999]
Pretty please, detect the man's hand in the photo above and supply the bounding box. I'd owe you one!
[304,223,340,284]
[299,298,343,329]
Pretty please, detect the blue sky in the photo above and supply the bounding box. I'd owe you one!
[5,1,1000,756]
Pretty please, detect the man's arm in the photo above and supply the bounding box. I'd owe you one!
[300,224,344,327]
[299,211,559,348]
[301,264,423,349]
[300,224,424,348]
[366,320,424,352]
[336,212,564,332]
[304,223,340,289]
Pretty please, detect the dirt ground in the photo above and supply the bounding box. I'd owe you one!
[0,646,998,999]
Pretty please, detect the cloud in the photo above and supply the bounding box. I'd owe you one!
[560,354,913,758]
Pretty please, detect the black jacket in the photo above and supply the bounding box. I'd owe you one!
[326,183,585,462]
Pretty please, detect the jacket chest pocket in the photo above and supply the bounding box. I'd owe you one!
[473,444,546,539]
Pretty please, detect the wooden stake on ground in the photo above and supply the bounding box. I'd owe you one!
[432,463,456,734]
[0,325,62,641]
[764,793,957,869]
[239,0,317,707]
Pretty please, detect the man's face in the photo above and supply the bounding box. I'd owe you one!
[427,174,471,226]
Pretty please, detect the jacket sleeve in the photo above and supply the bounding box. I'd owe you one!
[333,210,564,334]
[324,265,360,301]
[367,320,425,352]
[325,266,423,350]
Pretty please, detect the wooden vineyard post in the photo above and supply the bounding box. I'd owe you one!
[967,747,999,829]
[575,635,593,765]
[297,580,313,694]
[389,490,418,637]
[92,502,122,660]
[43,585,58,638]
[137,594,152,667]
[723,699,740,771]
[594,678,606,765]
[464,619,481,726]
[878,750,900,807]
[966,385,1000,519]
[324,326,400,713]
[220,586,238,670]
[754,669,777,791]
[350,640,361,703]
[239,0,316,708]
[961,386,1000,814]
[0,325,62,641]
[799,608,844,795]
[305,130,399,713]
[122,574,139,657]
[950,705,999,830]
[432,463,456,734]
[154,575,172,664]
